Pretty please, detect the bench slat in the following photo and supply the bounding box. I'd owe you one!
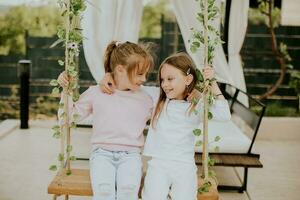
[195,153,263,168]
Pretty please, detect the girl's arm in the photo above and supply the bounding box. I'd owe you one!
[208,79,231,121]
[99,73,201,104]
[57,72,93,125]
[140,85,160,107]
[195,97,231,122]
[197,67,231,121]
[211,80,225,100]
[208,99,231,121]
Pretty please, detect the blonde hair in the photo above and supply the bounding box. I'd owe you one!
[152,52,198,128]
[103,41,154,83]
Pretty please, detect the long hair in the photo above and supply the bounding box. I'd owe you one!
[103,41,154,83]
[152,52,198,128]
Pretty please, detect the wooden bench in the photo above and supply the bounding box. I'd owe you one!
[194,83,266,193]
[48,83,266,198]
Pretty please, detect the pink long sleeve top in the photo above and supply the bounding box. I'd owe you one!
[58,85,154,152]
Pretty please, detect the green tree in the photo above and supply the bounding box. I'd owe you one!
[255,0,293,100]
[139,0,173,38]
[0,5,62,55]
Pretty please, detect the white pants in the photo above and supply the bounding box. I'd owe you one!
[142,158,197,200]
[90,148,142,200]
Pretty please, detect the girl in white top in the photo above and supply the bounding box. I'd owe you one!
[100,52,231,200]
[142,52,231,200]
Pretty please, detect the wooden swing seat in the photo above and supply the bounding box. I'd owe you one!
[47,154,263,198]
[48,168,145,199]
[48,169,92,197]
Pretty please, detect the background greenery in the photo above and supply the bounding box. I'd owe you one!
[0,1,171,55]
[0,2,299,119]
[0,5,61,55]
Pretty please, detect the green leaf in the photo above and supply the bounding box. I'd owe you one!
[208,157,215,166]
[198,180,211,194]
[192,41,200,48]
[193,32,204,42]
[66,170,72,176]
[208,111,213,120]
[68,70,78,77]
[207,25,216,32]
[52,131,61,139]
[52,125,60,131]
[195,69,204,82]
[52,87,60,95]
[214,146,220,152]
[71,81,78,90]
[68,66,76,71]
[197,13,204,23]
[70,122,76,129]
[58,60,65,66]
[193,129,202,136]
[192,97,199,105]
[190,45,198,53]
[57,27,65,39]
[195,140,203,146]
[61,9,67,17]
[66,145,73,153]
[58,153,64,162]
[208,11,217,20]
[49,165,57,171]
[69,30,83,43]
[59,112,66,118]
[73,93,80,102]
[214,136,221,142]
[49,79,59,86]
[70,156,77,161]
[208,170,216,178]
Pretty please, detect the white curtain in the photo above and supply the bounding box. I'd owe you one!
[82,0,143,83]
[171,0,233,84]
[228,0,249,105]
[82,0,249,96]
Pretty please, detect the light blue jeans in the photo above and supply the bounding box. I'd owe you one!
[90,147,142,200]
[142,158,197,200]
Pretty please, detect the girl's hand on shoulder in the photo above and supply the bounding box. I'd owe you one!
[58,72,69,88]
[99,73,116,94]
[187,89,202,105]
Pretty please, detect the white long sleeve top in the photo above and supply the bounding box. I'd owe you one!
[143,98,231,163]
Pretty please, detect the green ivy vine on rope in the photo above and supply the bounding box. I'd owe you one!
[49,0,86,174]
[189,0,222,193]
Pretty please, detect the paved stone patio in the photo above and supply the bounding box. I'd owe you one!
[0,118,299,200]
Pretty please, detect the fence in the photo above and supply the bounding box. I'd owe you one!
[1,22,299,115]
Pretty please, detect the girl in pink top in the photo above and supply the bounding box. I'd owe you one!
[58,41,154,200]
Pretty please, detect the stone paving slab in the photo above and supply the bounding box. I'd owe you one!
[0,119,299,200]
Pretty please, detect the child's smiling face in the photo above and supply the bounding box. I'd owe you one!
[160,64,189,100]
[127,61,150,91]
